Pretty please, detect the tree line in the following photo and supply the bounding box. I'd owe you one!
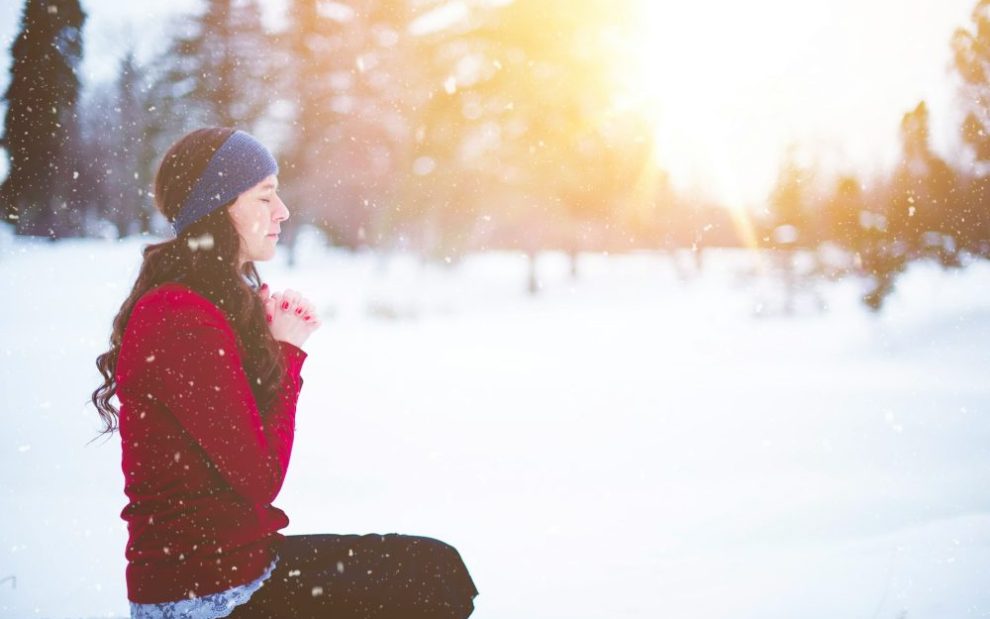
[2,0,989,310]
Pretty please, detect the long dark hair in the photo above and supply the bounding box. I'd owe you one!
[90,127,286,439]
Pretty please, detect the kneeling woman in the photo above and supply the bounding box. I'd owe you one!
[91,128,479,618]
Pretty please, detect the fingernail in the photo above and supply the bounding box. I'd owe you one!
[266,314,273,323]
[295,307,303,315]
[260,283,268,290]
[282,301,289,310]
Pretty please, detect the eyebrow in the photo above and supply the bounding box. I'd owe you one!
[259,181,278,191]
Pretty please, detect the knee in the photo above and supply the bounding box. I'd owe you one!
[401,535,462,559]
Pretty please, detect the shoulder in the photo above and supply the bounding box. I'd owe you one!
[137,282,222,313]
[131,282,229,333]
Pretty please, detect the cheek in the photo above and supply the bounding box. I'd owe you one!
[230,207,253,233]
[240,210,266,235]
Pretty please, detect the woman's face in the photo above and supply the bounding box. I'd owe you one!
[228,174,289,265]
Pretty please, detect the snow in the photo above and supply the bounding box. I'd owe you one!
[1,231,989,618]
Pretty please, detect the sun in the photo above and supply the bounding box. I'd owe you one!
[610,0,820,214]
[596,0,831,259]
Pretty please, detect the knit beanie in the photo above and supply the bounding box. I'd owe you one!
[172,130,279,237]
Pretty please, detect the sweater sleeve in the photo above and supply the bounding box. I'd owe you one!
[140,292,307,506]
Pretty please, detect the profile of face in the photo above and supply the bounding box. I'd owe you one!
[228,174,289,265]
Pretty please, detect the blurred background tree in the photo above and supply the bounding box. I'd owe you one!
[0,0,86,239]
[1,0,988,310]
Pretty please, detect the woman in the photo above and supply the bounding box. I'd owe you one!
[91,127,479,619]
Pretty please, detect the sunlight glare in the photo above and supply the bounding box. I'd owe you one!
[616,0,831,210]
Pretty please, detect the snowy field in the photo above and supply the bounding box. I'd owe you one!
[1,229,989,619]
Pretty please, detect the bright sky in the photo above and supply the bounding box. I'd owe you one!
[0,0,980,209]
[619,0,977,207]
[616,0,976,206]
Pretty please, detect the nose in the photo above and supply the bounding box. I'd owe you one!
[274,195,289,222]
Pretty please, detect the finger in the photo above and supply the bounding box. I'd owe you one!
[286,293,307,316]
[263,298,275,323]
[275,293,295,313]
[284,289,302,310]
[295,299,314,321]
[268,294,291,320]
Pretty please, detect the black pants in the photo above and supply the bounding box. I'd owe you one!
[227,533,479,619]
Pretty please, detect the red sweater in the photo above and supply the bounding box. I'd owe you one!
[115,282,307,603]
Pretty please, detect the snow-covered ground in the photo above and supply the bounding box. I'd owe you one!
[1,229,988,619]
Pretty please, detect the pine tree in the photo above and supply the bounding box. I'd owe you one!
[150,0,274,138]
[276,0,347,253]
[949,4,990,260]
[0,0,86,238]
[823,175,864,250]
[115,53,161,235]
[402,0,633,261]
[952,0,990,165]
[887,102,960,266]
[79,51,157,237]
[765,148,815,249]
[278,0,415,254]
